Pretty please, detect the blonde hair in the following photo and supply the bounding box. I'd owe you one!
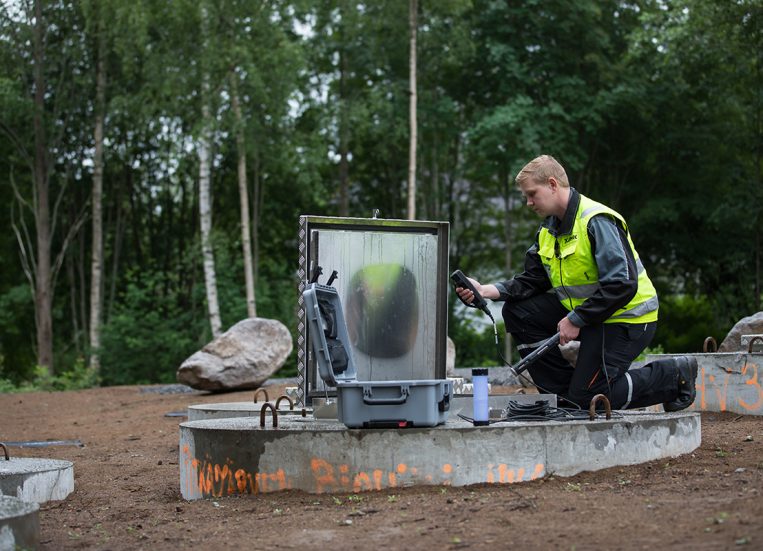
[515,155,569,188]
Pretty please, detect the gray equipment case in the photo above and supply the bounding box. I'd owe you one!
[303,282,452,428]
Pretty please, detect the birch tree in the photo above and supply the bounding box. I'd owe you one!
[198,2,222,337]
[88,8,106,371]
[407,0,418,220]
[337,2,350,217]
[2,0,85,374]
[230,74,256,318]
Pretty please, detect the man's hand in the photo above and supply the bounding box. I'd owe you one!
[455,277,500,304]
[455,276,482,305]
[557,316,580,346]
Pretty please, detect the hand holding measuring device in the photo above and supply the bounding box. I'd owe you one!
[450,270,492,319]
[509,332,560,377]
[450,269,560,378]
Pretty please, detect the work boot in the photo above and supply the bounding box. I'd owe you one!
[663,356,698,412]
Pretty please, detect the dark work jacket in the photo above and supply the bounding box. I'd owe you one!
[493,188,640,327]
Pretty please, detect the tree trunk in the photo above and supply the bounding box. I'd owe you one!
[66,252,81,354]
[32,0,53,374]
[406,0,417,220]
[251,144,262,284]
[107,173,123,323]
[338,19,349,217]
[338,79,350,215]
[502,169,514,363]
[89,30,106,372]
[199,107,222,337]
[431,130,439,220]
[78,223,88,351]
[230,75,256,318]
[755,41,762,311]
[126,170,144,269]
[198,4,222,337]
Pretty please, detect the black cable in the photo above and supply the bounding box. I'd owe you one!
[459,404,622,424]
[457,308,622,422]
[506,400,549,417]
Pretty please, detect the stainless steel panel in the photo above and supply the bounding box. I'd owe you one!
[315,229,438,382]
[297,216,449,405]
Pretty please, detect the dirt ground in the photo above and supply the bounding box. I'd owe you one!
[2,382,762,550]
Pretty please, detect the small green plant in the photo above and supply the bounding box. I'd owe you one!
[347,494,363,502]
[635,344,665,362]
[31,359,100,391]
[0,377,17,393]
[565,482,582,492]
[387,495,398,502]
[0,358,99,393]
[706,511,729,524]
[715,447,728,458]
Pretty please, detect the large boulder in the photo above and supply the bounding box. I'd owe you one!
[177,318,293,391]
[719,312,763,352]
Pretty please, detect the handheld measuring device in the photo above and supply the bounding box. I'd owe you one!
[450,268,560,379]
[450,270,493,320]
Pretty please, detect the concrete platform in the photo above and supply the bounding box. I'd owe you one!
[187,400,308,422]
[646,352,763,416]
[0,457,74,503]
[188,394,555,422]
[0,496,39,551]
[179,411,700,499]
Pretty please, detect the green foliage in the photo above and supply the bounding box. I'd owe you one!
[653,294,729,353]
[99,267,205,386]
[0,378,16,394]
[0,359,98,393]
[0,285,36,382]
[30,360,99,391]
[0,0,760,388]
[635,344,664,363]
[449,305,503,368]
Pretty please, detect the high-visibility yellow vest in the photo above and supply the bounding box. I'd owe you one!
[537,194,658,324]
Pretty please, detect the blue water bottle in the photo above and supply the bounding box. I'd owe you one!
[472,368,489,426]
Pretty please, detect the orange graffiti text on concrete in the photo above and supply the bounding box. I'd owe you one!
[739,362,763,411]
[311,457,336,493]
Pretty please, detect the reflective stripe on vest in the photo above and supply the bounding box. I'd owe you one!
[537,194,658,324]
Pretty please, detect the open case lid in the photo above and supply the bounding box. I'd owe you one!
[302,282,357,387]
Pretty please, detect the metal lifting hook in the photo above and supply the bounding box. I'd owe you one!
[703,336,718,353]
[748,336,763,354]
[275,395,294,411]
[253,388,270,404]
[589,394,612,421]
[259,403,278,428]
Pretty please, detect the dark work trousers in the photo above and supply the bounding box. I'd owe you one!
[502,293,679,409]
